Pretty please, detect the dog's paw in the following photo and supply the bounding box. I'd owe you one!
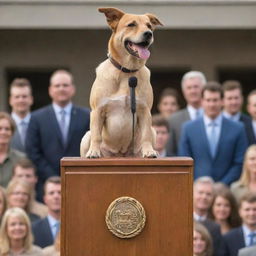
[86,148,102,158]
[142,149,158,158]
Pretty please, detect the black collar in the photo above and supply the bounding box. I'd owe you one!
[108,55,139,73]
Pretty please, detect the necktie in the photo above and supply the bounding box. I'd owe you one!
[209,121,217,157]
[20,121,27,146]
[54,221,60,238]
[195,109,201,119]
[59,109,68,145]
[248,232,256,246]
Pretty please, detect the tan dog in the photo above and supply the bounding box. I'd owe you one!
[80,7,162,158]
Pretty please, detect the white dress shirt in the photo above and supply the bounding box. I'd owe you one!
[203,113,223,148]
[47,215,60,239]
[187,105,203,120]
[242,225,256,247]
[11,112,31,136]
[222,111,241,122]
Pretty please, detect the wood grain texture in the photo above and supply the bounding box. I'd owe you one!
[61,157,193,256]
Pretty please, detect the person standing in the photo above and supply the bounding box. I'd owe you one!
[26,70,90,200]
[9,78,33,153]
[179,82,248,185]
[222,80,255,145]
[167,71,206,155]
[247,90,256,143]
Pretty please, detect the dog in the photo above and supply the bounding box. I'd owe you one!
[80,7,163,158]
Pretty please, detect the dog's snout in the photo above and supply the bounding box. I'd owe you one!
[144,31,153,40]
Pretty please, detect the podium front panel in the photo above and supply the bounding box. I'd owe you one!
[61,157,193,256]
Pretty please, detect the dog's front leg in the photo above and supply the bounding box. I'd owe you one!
[86,108,104,158]
[137,108,157,158]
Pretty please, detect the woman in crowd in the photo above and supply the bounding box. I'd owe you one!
[0,112,25,188]
[193,222,213,256]
[6,179,40,223]
[0,207,43,256]
[231,145,256,202]
[209,187,241,234]
[43,231,60,256]
[0,186,7,224]
[157,88,180,119]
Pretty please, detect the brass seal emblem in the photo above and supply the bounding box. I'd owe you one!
[105,196,146,239]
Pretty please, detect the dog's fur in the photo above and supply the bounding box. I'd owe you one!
[80,7,162,158]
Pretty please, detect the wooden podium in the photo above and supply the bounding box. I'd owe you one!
[61,157,193,256]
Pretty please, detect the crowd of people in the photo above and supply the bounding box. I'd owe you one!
[0,68,256,255]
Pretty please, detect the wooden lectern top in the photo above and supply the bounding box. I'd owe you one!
[61,156,193,167]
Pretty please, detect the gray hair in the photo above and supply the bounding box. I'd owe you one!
[181,71,207,90]
[194,176,215,188]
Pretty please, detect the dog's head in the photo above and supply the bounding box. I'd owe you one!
[99,7,163,62]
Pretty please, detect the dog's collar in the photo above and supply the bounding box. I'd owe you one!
[108,55,139,73]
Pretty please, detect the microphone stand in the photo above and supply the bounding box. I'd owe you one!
[129,77,137,156]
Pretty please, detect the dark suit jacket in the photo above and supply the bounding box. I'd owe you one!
[26,104,90,180]
[178,117,248,185]
[201,219,225,256]
[167,108,190,156]
[32,217,54,248]
[240,113,256,145]
[11,130,26,152]
[26,104,90,200]
[223,227,245,256]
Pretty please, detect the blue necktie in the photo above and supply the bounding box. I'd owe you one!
[209,122,217,157]
[59,110,68,145]
[20,121,27,146]
[248,232,256,246]
[54,221,60,238]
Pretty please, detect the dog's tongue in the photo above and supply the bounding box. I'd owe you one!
[134,45,150,60]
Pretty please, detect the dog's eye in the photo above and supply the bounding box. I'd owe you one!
[127,23,136,27]
[147,23,152,30]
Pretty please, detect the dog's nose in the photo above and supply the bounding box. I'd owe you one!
[144,31,153,40]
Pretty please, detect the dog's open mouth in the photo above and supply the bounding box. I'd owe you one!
[125,40,151,60]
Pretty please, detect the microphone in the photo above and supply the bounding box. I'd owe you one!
[129,77,137,114]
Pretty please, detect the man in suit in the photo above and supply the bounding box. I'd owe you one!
[9,78,33,152]
[179,82,248,185]
[193,177,225,256]
[247,90,256,143]
[26,70,90,200]
[152,114,172,157]
[167,71,206,155]
[32,176,61,248]
[222,80,255,145]
[239,245,256,256]
[224,193,256,256]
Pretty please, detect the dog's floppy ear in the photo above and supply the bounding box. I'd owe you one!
[98,7,125,31]
[145,13,163,29]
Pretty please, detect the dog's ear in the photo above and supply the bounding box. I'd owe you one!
[145,13,163,29]
[98,7,125,31]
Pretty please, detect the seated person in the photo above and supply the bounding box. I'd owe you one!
[152,114,172,157]
[32,176,61,248]
[231,145,256,202]
[193,177,224,256]
[194,221,213,256]
[0,207,43,255]
[209,186,241,234]
[6,179,40,223]
[157,88,180,119]
[12,158,48,218]
[223,193,256,256]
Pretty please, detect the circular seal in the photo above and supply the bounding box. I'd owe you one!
[105,196,146,239]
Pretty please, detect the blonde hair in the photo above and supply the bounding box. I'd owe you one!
[6,179,33,213]
[194,222,213,256]
[0,112,16,135]
[0,208,33,255]
[0,186,7,218]
[239,145,256,186]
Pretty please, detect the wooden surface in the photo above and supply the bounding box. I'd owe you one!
[61,157,193,256]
